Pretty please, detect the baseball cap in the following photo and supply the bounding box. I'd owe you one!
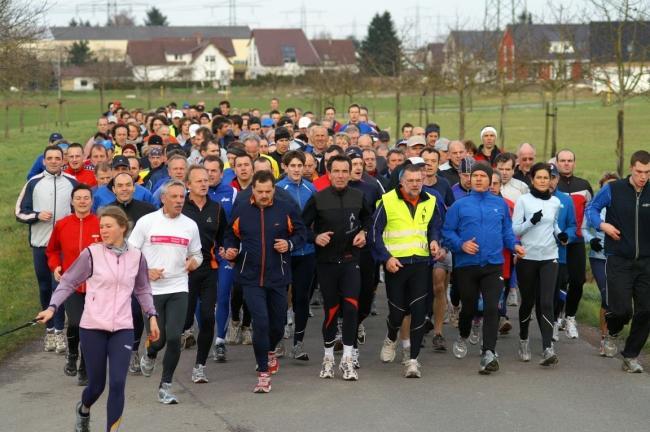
[148,135,163,146]
[459,157,476,174]
[172,109,184,119]
[405,156,426,167]
[434,137,450,152]
[297,116,311,129]
[406,135,426,147]
[189,124,201,138]
[149,147,163,157]
[182,102,191,109]
[549,162,559,177]
[49,132,63,143]
[278,116,293,127]
[112,155,130,169]
[261,117,274,127]
[122,143,137,154]
[100,139,114,150]
[345,147,363,160]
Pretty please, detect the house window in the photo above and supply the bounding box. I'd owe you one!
[281,45,296,63]
[174,54,182,61]
[206,71,216,78]
[80,80,88,87]
[205,55,216,62]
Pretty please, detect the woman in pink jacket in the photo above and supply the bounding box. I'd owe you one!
[36,206,160,432]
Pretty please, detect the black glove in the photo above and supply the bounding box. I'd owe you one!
[557,232,569,244]
[590,237,603,253]
[530,210,543,225]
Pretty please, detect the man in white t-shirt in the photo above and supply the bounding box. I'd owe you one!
[495,152,529,203]
[129,179,202,405]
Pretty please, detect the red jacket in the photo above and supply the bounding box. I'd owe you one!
[313,174,331,191]
[65,166,97,187]
[46,213,101,293]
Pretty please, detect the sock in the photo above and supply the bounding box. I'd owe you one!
[215,337,225,345]
[324,347,334,358]
[343,345,353,358]
[79,404,90,416]
[401,339,411,349]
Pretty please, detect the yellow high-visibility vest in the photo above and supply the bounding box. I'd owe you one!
[381,189,436,258]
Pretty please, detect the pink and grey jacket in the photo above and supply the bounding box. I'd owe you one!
[49,243,156,332]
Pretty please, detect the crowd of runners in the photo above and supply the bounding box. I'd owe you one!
[14,98,649,432]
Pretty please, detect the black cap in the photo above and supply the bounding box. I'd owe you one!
[112,155,130,169]
[378,130,390,142]
[345,147,363,160]
[471,162,493,178]
[165,144,185,157]
[274,126,291,141]
[278,116,293,127]
[148,135,163,146]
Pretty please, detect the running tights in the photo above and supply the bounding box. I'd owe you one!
[317,262,360,348]
[516,259,558,349]
[185,266,217,366]
[146,292,188,384]
[291,254,316,345]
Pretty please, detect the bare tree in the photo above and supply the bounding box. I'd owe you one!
[589,0,650,175]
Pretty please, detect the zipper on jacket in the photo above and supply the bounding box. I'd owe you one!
[260,208,266,286]
[112,254,120,332]
[52,175,57,224]
[240,251,248,274]
[280,253,285,276]
[635,191,640,260]
[78,217,83,254]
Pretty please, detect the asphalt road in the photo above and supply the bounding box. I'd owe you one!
[1,287,649,432]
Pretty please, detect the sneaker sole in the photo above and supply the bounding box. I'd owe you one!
[253,387,271,393]
[192,378,209,384]
[293,354,309,361]
[319,373,334,379]
[159,399,178,404]
[480,360,500,374]
[342,375,358,381]
[540,355,558,367]
[623,365,644,373]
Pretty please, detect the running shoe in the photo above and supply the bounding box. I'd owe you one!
[603,335,619,358]
[225,320,241,345]
[64,354,78,377]
[424,318,434,334]
[192,364,208,383]
[283,324,292,339]
[357,323,366,345]
[403,359,421,378]
[540,347,558,366]
[268,352,279,375]
[479,350,499,374]
[352,348,360,369]
[213,342,227,363]
[241,326,252,345]
[319,355,335,379]
[287,308,294,326]
[565,316,579,339]
[599,338,607,357]
[291,341,309,361]
[450,306,460,328]
[370,298,378,316]
[469,319,482,345]
[622,357,644,373]
[452,337,468,359]
[129,351,141,374]
[75,402,90,432]
[380,337,397,363]
[274,340,285,358]
[54,331,67,354]
[140,354,156,377]
[518,339,531,362]
[182,329,196,350]
[401,345,411,365]
[339,356,358,381]
[44,331,56,352]
[552,321,560,342]
[158,382,178,404]
[77,367,88,386]
[253,372,271,393]
[432,334,447,352]
[558,315,567,331]
[498,317,512,335]
[507,289,519,306]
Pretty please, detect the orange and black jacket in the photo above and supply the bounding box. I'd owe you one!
[225,197,306,287]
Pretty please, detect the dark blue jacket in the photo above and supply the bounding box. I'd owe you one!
[442,190,518,268]
[208,181,237,221]
[225,198,307,287]
[586,178,650,259]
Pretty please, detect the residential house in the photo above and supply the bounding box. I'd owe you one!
[247,29,320,79]
[310,39,358,72]
[443,31,501,84]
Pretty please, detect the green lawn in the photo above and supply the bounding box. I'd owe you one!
[1,88,648,361]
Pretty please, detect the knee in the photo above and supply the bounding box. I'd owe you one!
[165,333,182,350]
[108,373,127,392]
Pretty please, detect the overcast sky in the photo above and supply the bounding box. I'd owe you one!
[41,0,597,44]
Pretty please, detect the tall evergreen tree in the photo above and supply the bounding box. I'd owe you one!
[67,40,94,65]
[359,12,402,76]
[144,7,168,26]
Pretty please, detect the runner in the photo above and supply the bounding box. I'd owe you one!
[128,179,203,404]
[586,150,650,373]
[372,164,445,377]
[442,163,525,374]
[222,170,306,393]
[36,205,159,432]
[302,155,372,381]
[512,162,568,366]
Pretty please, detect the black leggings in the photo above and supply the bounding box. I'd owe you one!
[230,283,251,327]
[146,292,188,384]
[65,292,84,358]
[455,265,502,353]
[185,266,217,366]
[516,259,558,349]
[385,262,429,359]
[355,250,378,348]
[131,295,144,352]
[565,242,586,317]
[317,261,360,348]
[291,254,316,344]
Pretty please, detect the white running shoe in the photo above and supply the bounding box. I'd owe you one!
[507,289,519,306]
[452,337,468,359]
[552,321,560,342]
[518,339,531,362]
[401,345,411,365]
[565,316,579,339]
[319,355,335,379]
[225,320,241,345]
[380,337,397,363]
[54,331,67,354]
[241,326,252,345]
[339,356,358,381]
[469,319,481,345]
[191,364,208,383]
[44,331,56,352]
[403,359,421,378]
[140,354,156,377]
[158,382,178,404]
[352,348,360,369]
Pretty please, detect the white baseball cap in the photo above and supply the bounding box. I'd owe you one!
[189,123,201,138]
[298,116,311,129]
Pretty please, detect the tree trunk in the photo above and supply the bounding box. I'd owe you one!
[4,103,9,139]
[550,91,558,157]
[499,92,507,150]
[616,108,624,177]
[395,81,401,138]
[99,82,105,115]
[458,87,465,140]
[543,102,550,160]
[19,92,25,133]
[431,88,436,114]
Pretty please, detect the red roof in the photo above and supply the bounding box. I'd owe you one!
[126,37,235,66]
[251,29,320,66]
[311,39,356,65]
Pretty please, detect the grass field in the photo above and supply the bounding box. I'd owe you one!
[1,87,648,361]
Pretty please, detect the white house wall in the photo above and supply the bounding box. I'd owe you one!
[191,45,233,82]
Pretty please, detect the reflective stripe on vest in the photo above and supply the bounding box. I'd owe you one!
[381,189,436,258]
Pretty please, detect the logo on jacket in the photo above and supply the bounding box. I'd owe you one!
[421,207,427,223]
[206,217,212,223]
[221,197,231,202]
[347,213,357,234]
